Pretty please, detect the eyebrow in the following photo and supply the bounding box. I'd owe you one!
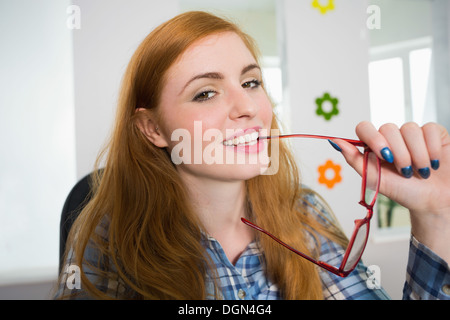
[181,63,261,94]
[241,63,260,75]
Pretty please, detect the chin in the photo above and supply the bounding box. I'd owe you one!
[221,163,272,181]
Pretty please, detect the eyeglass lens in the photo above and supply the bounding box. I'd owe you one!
[364,152,380,206]
[343,221,369,272]
[344,151,380,272]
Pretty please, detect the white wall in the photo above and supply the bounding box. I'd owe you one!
[280,0,370,236]
[72,0,180,179]
[0,0,75,287]
[0,0,179,298]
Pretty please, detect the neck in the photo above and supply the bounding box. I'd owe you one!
[183,174,247,232]
[179,172,254,264]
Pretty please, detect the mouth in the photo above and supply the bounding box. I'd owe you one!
[222,129,260,147]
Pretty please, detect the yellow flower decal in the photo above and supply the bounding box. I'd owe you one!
[312,0,335,15]
[318,159,342,189]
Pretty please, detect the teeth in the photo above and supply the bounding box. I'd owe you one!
[223,131,259,146]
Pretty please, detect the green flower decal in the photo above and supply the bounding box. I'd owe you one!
[315,92,339,121]
[312,0,335,15]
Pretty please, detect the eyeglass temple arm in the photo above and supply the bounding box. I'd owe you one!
[259,134,366,148]
[241,218,346,276]
[241,218,317,262]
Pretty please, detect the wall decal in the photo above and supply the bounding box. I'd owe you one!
[318,159,342,189]
[311,0,335,15]
[315,92,339,121]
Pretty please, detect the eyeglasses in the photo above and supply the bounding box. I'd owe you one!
[241,134,381,277]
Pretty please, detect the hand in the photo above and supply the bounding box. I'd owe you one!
[333,121,450,263]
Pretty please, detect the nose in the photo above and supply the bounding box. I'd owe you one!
[228,87,259,120]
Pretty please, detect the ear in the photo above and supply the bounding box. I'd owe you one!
[134,108,169,148]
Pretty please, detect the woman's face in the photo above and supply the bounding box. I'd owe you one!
[157,31,273,182]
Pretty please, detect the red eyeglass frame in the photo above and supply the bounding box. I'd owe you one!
[242,134,381,277]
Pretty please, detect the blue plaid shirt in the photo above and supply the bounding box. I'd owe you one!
[56,193,450,300]
[202,230,450,300]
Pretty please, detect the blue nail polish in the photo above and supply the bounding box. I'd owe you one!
[328,140,342,152]
[380,147,394,163]
[418,167,430,179]
[401,166,413,179]
[431,159,440,170]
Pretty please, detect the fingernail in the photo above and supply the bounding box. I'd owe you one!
[418,167,430,179]
[380,147,394,163]
[328,140,342,152]
[401,166,413,179]
[431,159,440,170]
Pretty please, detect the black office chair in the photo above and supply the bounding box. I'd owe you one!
[59,171,100,272]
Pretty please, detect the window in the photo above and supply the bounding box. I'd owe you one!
[409,48,435,124]
[368,37,436,129]
[368,57,405,128]
[368,37,436,240]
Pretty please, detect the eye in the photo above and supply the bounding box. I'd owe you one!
[193,90,217,102]
[242,79,261,89]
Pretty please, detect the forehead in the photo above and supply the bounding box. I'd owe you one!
[167,32,257,77]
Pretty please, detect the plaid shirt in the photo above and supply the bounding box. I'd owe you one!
[56,193,450,300]
[202,231,450,300]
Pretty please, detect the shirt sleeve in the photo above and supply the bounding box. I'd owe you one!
[402,235,450,300]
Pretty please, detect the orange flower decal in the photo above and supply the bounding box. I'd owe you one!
[318,159,342,189]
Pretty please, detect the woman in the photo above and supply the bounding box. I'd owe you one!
[56,11,450,300]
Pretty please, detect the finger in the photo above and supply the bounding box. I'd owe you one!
[422,122,442,170]
[355,121,394,164]
[400,122,431,179]
[378,123,413,178]
[331,138,365,177]
[332,138,381,199]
